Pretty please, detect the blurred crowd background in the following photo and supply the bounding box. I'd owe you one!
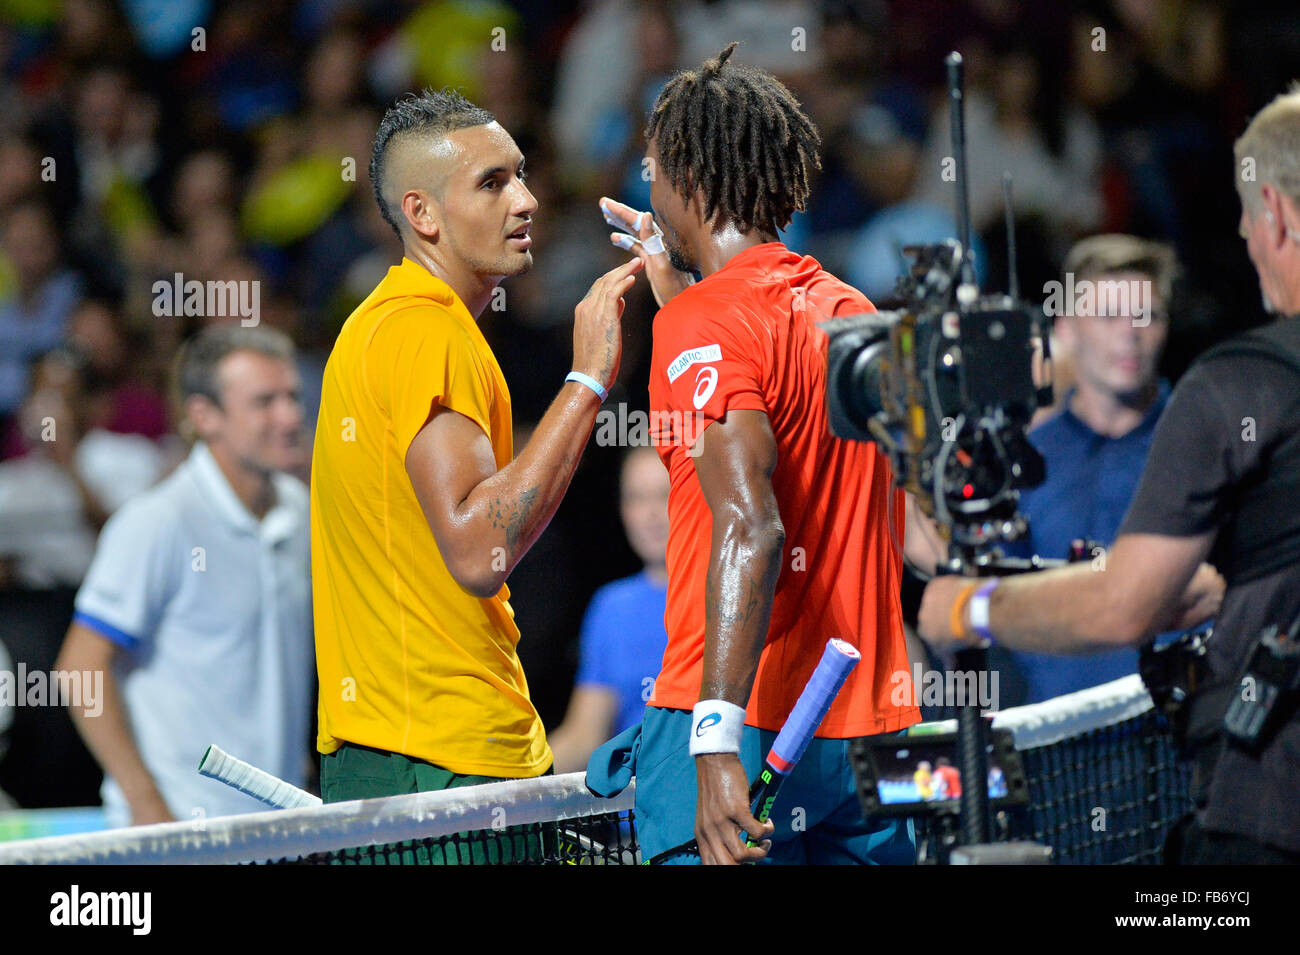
[0,0,1296,810]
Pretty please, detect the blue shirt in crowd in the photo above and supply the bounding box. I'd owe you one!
[574,570,669,734]
[1006,381,1171,702]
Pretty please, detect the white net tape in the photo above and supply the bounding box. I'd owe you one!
[0,772,635,865]
[921,674,1153,749]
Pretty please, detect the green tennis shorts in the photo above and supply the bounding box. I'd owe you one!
[319,741,550,864]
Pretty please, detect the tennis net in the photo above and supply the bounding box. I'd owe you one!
[0,773,638,865]
[914,673,1193,864]
[0,675,1187,864]
[996,674,1193,864]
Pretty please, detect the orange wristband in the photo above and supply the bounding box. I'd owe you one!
[950,582,978,642]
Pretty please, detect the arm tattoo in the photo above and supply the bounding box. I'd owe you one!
[502,486,539,551]
[486,487,538,551]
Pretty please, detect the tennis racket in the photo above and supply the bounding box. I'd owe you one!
[198,744,322,809]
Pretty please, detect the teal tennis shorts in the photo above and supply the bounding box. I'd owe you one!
[634,706,916,865]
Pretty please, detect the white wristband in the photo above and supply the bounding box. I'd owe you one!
[689,700,747,756]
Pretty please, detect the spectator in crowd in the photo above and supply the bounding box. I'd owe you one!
[0,350,113,589]
[55,324,313,826]
[999,234,1179,704]
[1071,1,1225,241]
[796,0,927,256]
[913,40,1102,242]
[67,296,170,440]
[0,198,83,435]
[0,135,43,217]
[548,444,670,772]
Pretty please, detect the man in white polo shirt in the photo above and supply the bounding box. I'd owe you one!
[56,324,313,827]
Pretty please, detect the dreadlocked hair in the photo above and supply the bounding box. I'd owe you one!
[645,42,821,236]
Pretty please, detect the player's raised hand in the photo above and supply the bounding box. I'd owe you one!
[599,196,694,308]
[572,256,644,394]
[694,753,773,865]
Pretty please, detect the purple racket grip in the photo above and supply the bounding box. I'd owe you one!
[767,639,861,772]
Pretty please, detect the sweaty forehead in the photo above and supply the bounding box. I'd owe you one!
[439,122,522,183]
[385,121,520,201]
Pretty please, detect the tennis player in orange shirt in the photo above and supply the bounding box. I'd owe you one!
[602,45,946,865]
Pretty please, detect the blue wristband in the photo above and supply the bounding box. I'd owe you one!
[565,370,608,402]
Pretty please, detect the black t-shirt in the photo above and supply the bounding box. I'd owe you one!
[1119,315,1300,853]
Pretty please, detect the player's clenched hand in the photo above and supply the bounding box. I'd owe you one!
[694,753,773,865]
[572,256,644,393]
[599,196,693,308]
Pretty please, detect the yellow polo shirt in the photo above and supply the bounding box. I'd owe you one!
[311,257,550,777]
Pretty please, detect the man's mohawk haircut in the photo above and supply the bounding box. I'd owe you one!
[370,88,496,240]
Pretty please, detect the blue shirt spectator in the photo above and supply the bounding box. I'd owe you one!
[548,446,670,772]
[1007,381,1170,701]
[573,570,669,735]
[0,269,82,417]
[998,233,1181,704]
[0,200,84,419]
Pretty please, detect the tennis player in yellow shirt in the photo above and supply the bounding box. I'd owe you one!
[310,89,641,860]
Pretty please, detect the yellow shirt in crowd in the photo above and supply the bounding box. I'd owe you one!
[310,256,551,777]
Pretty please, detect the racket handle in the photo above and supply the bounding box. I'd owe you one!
[742,639,861,850]
[199,744,322,809]
[749,765,783,823]
[768,638,860,773]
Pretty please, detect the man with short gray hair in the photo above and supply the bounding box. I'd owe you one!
[57,323,314,827]
[920,87,1300,863]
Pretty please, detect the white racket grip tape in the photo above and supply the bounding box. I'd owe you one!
[199,744,323,809]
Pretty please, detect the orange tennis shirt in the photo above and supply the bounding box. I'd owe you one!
[647,242,919,738]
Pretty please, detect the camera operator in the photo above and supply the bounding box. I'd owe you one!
[919,88,1300,864]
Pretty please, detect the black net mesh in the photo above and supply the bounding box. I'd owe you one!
[1008,708,1192,864]
[259,809,638,866]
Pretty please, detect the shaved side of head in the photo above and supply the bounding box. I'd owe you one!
[380,133,457,223]
[370,89,496,241]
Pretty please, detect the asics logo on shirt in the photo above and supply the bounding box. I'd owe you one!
[693,367,718,409]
